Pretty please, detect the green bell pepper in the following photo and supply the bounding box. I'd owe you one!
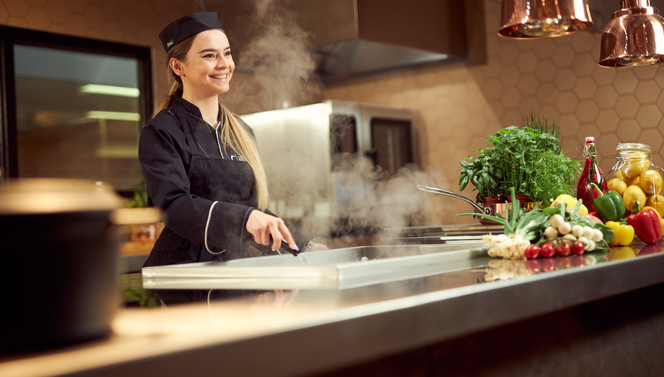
[591,182,625,221]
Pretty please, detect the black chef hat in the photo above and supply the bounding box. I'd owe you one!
[159,11,223,52]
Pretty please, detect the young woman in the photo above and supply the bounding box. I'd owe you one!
[139,12,314,297]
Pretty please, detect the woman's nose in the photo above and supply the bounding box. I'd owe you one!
[217,56,231,69]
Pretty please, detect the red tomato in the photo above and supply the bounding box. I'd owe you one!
[571,241,585,256]
[540,242,555,258]
[524,244,541,259]
[540,258,556,271]
[556,243,571,257]
[524,259,541,273]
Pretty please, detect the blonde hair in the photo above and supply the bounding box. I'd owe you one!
[156,32,270,210]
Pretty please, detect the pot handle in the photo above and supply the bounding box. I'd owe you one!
[110,207,164,225]
[416,185,491,214]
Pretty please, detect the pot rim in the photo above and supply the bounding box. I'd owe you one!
[0,178,123,215]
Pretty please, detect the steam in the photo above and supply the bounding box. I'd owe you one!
[296,155,449,244]
[227,0,321,110]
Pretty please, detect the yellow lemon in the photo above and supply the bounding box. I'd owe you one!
[623,184,647,212]
[639,169,663,195]
[646,194,664,217]
[550,194,588,214]
[607,178,628,196]
[620,152,650,178]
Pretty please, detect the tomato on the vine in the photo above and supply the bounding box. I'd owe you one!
[570,241,585,256]
[556,243,571,257]
[540,242,555,258]
[524,244,541,259]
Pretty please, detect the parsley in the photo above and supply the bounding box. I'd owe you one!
[459,114,580,204]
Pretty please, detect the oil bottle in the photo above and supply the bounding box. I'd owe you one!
[577,136,607,213]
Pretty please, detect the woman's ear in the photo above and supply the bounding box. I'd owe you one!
[169,58,185,77]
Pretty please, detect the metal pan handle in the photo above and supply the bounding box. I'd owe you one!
[416,185,491,214]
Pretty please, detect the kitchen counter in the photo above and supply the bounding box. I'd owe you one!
[2,241,664,376]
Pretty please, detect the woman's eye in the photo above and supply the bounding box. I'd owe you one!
[203,53,215,58]
[224,50,232,57]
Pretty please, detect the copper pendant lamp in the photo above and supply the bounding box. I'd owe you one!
[499,0,593,38]
[599,0,664,67]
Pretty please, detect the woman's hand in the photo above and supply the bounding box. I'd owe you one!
[246,210,298,251]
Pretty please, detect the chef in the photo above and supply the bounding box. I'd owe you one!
[139,11,316,302]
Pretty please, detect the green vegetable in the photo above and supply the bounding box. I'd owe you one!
[527,150,580,204]
[459,150,500,201]
[458,188,549,241]
[458,113,580,204]
[590,182,625,221]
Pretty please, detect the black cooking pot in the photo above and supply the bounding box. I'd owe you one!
[0,179,160,353]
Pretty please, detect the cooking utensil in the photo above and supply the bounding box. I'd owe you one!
[417,184,509,225]
[417,185,492,214]
[0,178,162,353]
[278,239,301,256]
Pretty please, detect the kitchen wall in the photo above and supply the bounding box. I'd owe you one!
[3,0,664,226]
[325,0,664,225]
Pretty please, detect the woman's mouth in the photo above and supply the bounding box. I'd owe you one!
[211,74,228,80]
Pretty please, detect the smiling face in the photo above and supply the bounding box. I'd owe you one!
[170,29,235,100]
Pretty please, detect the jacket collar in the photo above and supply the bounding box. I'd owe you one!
[172,96,223,125]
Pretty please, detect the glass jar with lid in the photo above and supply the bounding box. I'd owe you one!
[607,143,664,215]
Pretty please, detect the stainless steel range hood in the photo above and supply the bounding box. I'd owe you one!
[291,0,469,82]
[209,0,470,83]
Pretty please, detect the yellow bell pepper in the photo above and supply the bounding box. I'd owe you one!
[605,221,635,246]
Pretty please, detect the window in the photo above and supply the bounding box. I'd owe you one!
[1,25,153,194]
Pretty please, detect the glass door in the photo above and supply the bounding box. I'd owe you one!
[1,25,152,194]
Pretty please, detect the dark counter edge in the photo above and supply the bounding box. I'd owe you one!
[70,252,664,377]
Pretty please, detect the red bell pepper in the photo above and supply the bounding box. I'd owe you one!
[627,208,662,245]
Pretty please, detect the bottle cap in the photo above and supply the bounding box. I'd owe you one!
[585,136,595,143]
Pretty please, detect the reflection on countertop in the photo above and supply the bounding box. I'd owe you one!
[3,242,664,377]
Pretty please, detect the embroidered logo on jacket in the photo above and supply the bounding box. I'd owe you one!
[229,153,247,162]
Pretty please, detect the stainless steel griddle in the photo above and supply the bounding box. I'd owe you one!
[142,243,489,290]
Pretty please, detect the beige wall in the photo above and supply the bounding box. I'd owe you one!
[3,0,664,225]
[325,0,664,224]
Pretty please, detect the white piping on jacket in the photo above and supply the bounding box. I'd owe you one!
[205,201,225,254]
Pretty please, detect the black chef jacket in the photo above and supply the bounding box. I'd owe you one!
[139,96,309,268]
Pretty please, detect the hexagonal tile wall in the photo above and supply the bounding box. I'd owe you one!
[326,0,664,224]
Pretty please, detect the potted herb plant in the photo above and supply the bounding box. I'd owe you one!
[459,114,580,207]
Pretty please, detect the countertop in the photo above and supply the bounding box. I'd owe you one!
[2,241,664,377]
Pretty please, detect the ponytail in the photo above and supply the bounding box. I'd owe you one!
[156,80,183,115]
[221,107,270,210]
